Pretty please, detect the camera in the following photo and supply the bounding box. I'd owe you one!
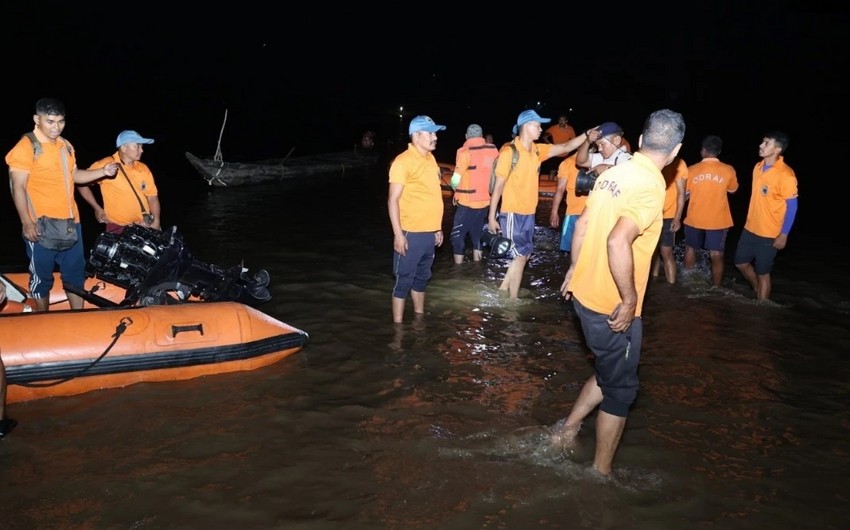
[143,213,155,225]
[575,169,598,196]
[480,230,512,258]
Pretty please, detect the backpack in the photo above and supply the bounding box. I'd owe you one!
[23,132,74,159]
[489,143,539,194]
[489,144,519,195]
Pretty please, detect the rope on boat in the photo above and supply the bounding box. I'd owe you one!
[214,109,227,163]
[16,317,134,388]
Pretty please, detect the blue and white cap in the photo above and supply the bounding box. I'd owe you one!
[408,115,446,135]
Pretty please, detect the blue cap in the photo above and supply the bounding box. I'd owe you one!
[116,130,155,148]
[408,115,446,135]
[512,109,550,135]
[597,122,623,137]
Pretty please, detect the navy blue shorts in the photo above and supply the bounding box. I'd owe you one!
[734,228,777,275]
[24,223,85,299]
[684,225,728,252]
[392,231,436,298]
[573,298,643,417]
[499,212,535,258]
[659,218,676,247]
[450,204,487,255]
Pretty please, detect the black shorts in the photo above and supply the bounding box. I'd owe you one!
[573,298,643,417]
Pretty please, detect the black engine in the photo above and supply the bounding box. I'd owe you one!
[87,225,271,307]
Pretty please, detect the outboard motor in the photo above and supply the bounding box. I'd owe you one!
[87,225,271,307]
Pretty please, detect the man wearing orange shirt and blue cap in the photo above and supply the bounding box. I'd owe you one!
[388,115,446,322]
[488,109,588,298]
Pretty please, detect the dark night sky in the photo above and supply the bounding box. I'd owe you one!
[3,4,846,230]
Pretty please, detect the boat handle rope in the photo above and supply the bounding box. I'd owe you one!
[17,317,134,388]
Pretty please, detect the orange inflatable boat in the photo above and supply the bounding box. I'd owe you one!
[0,273,309,404]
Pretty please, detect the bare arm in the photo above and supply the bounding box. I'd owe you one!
[488,176,507,234]
[575,128,601,168]
[77,185,107,223]
[606,216,641,332]
[73,162,119,185]
[146,195,162,229]
[560,208,590,298]
[548,132,589,158]
[550,177,567,228]
[671,177,686,232]
[388,183,406,256]
[9,170,38,242]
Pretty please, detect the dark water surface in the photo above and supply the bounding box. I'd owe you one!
[1,164,849,530]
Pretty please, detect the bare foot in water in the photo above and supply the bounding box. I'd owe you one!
[550,419,581,453]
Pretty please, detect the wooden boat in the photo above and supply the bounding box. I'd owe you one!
[0,272,309,404]
[186,149,379,187]
[438,162,557,200]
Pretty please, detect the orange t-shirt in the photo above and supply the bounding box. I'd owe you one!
[546,124,576,146]
[557,153,587,216]
[494,139,554,215]
[5,130,81,221]
[89,153,159,226]
[661,158,687,219]
[743,156,798,237]
[568,153,666,317]
[684,157,738,229]
[388,144,444,232]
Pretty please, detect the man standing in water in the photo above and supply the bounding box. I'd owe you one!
[733,131,797,301]
[554,109,686,476]
[387,115,446,323]
[488,110,587,299]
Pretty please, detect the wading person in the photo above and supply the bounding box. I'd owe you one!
[449,124,498,264]
[683,135,738,286]
[5,98,119,311]
[553,108,686,476]
[79,130,161,235]
[488,109,587,299]
[733,131,798,301]
[387,115,446,323]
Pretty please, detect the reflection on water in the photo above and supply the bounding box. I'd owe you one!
[2,172,849,529]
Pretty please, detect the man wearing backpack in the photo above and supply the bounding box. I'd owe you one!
[449,124,498,264]
[6,98,120,311]
[487,109,588,299]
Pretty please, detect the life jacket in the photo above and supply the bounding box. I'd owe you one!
[454,139,498,202]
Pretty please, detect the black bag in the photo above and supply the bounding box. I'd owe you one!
[37,216,78,250]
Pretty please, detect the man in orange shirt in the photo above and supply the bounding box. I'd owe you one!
[6,98,120,311]
[651,157,687,284]
[549,152,585,252]
[683,135,738,286]
[388,115,446,323]
[553,109,686,476]
[449,124,498,263]
[488,110,587,299]
[733,131,798,301]
[543,114,577,176]
[79,130,161,235]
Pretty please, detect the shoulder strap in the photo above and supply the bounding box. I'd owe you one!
[22,133,73,218]
[509,143,519,175]
[24,132,40,158]
[118,164,148,214]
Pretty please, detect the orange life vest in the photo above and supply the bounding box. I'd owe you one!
[455,140,499,203]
